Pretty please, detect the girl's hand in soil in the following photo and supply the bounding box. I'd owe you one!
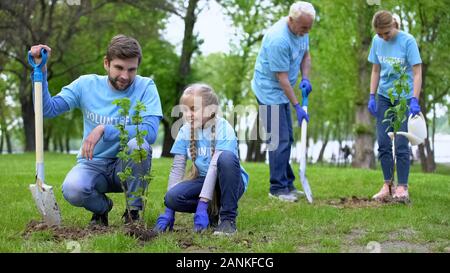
[193,200,209,233]
[154,207,175,233]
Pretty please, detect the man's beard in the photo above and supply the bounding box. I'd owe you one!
[108,75,132,91]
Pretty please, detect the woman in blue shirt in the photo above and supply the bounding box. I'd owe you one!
[367,10,423,203]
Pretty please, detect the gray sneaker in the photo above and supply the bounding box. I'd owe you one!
[289,188,305,197]
[268,192,298,202]
[213,219,237,236]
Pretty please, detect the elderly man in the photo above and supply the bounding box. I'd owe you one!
[251,1,315,202]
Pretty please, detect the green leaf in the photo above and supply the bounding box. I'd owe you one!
[134,101,147,112]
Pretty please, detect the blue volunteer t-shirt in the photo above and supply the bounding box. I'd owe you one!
[368,31,422,99]
[170,117,249,191]
[252,17,309,105]
[57,74,163,161]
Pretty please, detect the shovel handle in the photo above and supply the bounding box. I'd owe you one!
[301,86,309,107]
[28,49,48,82]
[34,81,45,182]
[29,49,47,182]
[299,86,309,167]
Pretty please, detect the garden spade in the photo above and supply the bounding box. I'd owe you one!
[28,49,61,226]
[298,86,313,203]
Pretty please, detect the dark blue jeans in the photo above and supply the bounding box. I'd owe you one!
[164,151,245,221]
[376,95,410,185]
[258,102,296,195]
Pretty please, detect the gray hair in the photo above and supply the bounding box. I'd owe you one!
[289,1,316,20]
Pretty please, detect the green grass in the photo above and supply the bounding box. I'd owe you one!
[0,153,449,253]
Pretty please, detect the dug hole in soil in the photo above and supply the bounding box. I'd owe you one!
[23,220,158,242]
[326,196,390,208]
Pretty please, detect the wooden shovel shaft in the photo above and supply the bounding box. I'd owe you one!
[299,106,308,170]
[34,81,45,182]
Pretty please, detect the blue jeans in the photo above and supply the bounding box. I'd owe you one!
[164,151,244,221]
[376,95,410,185]
[62,138,152,214]
[258,102,296,195]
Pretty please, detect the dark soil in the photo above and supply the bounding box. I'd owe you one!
[24,220,157,242]
[23,220,110,241]
[326,196,391,208]
[123,222,158,242]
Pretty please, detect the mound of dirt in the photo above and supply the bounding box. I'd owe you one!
[23,220,110,241]
[124,223,158,242]
[327,196,388,208]
[24,220,158,242]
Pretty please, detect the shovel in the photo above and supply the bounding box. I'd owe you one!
[298,86,313,203]
[28,49,61,226]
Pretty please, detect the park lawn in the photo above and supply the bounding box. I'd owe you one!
[0,153,448,253]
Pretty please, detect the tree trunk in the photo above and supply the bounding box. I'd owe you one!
[317,139,329,164]
[0,111,4,153]
[44,124,52,152]
[246,140,255,162]
[417,63,436,172]
[53,137,58,152]
[65,135,70,153]
[352,107,376,168]
[317,125,331,163]
[58,136,64,153]
[175,0,199,94]
[352,3,376,169]
[246,110,266,162]
[161,0,199,157]
[19,67,35,152]
[254,139,265,162]
[161,118,174,158]
[246,121,259,162]
[0,129,3,153]
[418,139,436,173]
[5,128,12,154]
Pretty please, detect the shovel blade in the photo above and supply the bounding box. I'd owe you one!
[29,183,61,226]
[299,171,313,204]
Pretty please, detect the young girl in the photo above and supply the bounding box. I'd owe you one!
[153,83,249,235]
[367,10,422,202]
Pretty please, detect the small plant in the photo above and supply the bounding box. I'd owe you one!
[113,98,153,228]
[382,63,410,186]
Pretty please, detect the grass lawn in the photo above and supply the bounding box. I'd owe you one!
[0,153,449,253]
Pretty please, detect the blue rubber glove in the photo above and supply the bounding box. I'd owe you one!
[153,207,175,233]
[299,78,312,96]
[193,200,209,233]
[409,97,421,117]
[368,94,377,117]
[294,103,309,126]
